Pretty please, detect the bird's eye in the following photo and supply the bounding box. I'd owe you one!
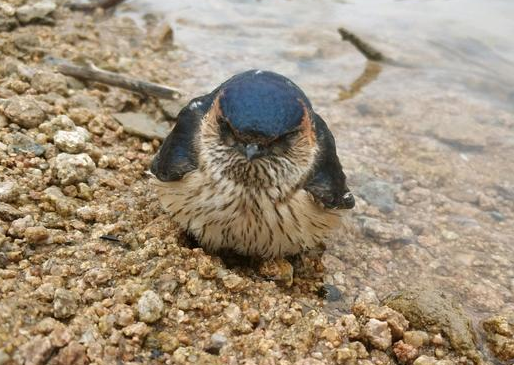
[271,130,299,154]
[277,130,299,144]
[217,117,236,146]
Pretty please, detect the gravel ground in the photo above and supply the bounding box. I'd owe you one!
[1,1,513,364]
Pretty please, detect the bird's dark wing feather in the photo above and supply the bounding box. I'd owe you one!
[150,94,213,181]
[304,113,353,209]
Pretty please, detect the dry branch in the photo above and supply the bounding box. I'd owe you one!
[45,56,182,100]
[338,27,384,62]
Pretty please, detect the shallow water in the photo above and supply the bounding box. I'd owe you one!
[124,0,514,322]
[125,0,514,108]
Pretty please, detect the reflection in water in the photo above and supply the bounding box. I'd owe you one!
[339,61,382,101]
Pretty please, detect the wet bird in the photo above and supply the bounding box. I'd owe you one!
[151,70,354,258]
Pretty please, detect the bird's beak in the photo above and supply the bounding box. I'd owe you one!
[341,191,355,209]
[245,143,262,160]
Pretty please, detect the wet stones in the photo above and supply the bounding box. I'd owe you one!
[353,302,409,340]
[3,96,46,129]
[429,120,487,152]
[360,217,413,245]
[54,153,95,185]
[317,284,343,302]
[383,287,482,364]
[341,314,361,339]
[393,340,418,364]
[137,290,164,323]
[404,330,430,348]
[358,180,396,213]
[334,342,371,365]
[362,319,392,350]
[482,314,514,361]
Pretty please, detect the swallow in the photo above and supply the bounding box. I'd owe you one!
[151,70,354,258]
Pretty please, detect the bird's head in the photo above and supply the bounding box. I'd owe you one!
[199,70,318,189]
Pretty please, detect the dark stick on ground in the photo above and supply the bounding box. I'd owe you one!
[45,56,182,100]
[66,0,126,11]
[338,27,384,62]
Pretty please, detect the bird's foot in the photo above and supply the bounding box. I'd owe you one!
[258,258,294,287]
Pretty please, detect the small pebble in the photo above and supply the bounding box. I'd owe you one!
[363,319,392,351]
[341,314,361,339]
[413,355,437,365]
[39,115,76,138]
[206,333,228,355]
[19,336,54,365]
[54,130,87,154]
[137,290,164,323]
[52,342,88,365]
[4,96,46,128]
[53,288,79,319]
[222,273,246,292]
[122,322,150,338]
[16,0,56,24]
[31,71,67,95]
[54,153,96,185]
[24,226,50,244]
[404,330,429,348]
[0,202,23,221]
[393,340,418,363]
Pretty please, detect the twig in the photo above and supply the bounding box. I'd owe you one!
[66,0,126,11]
[45,56,182,100]
[338,27,384,61]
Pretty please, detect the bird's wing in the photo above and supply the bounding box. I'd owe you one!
[150,94,213,181]
[303,113,353,209]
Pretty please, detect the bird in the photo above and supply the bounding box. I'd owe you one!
[150,70,354,259]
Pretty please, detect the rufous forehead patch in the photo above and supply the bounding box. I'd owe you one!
[206,94,223,125]
[299,100,316,146]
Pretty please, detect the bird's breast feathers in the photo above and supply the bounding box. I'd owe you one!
[152,169,342,258]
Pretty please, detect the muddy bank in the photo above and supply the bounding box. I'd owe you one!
[1,0,513,364]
